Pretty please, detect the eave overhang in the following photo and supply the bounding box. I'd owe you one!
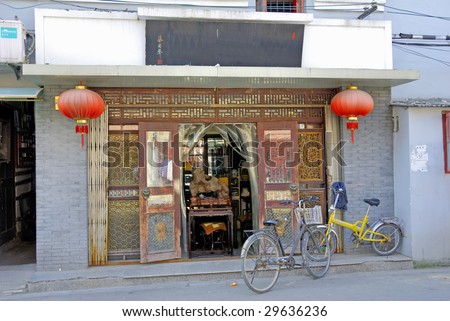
[22,65,419,90]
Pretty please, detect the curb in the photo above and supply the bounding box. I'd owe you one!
[24,254,413,294]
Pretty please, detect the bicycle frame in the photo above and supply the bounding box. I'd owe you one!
[240,197,331,293]
[267,202,311,258]
[261,199,321,260]
[326,192,391,245]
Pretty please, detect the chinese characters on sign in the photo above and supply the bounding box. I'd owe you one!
[157,35,163,65]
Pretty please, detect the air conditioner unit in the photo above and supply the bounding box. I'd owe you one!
[0,20,26,63]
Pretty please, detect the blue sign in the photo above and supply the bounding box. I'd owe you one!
[1,27,18,39]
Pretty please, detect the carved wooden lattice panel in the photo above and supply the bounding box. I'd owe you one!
[108,200,140,252]
[218,93,260,105]
[107,132,140,255]
[172,93,215,105]
[108,133,139,186]
[98,88,334,122]
[263,93,306,105]
[266,208,294,250]
[264,107,324,119]
[298,130,324,182]
[171,107,216,119]
[122,93,169,105]
[307,92,336,104]
[147,212,175,253]
[218,107,261,119]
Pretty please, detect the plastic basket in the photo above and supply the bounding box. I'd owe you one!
[299,205,323,225]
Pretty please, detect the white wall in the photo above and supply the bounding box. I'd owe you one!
[393,106,412,257]
[394,107,450,261]
[302,19,393,69]
[35,8,393,70]
[35,9,145,65]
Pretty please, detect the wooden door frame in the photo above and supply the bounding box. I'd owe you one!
[256,121,299,228]
[138,122,181,262]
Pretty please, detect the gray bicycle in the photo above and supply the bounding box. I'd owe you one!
[240,198,331,294]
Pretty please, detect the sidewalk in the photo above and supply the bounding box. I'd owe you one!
[0,253,413,296]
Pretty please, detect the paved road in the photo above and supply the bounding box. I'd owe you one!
[2,266,450,301]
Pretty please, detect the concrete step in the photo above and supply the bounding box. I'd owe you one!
[23,253,413,293]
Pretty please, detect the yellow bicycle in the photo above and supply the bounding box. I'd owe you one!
[324,187,403,256]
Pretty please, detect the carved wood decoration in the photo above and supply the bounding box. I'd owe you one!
[96,88,336,123]
[93,88,334,263]
[298,130,324,182]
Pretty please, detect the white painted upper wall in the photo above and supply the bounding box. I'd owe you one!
[302,19,393,69]
[35,8,392,70]
[393,107,450,261]
[35,9,146,65]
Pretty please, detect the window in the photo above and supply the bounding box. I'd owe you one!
[257,0,303,13]
[442,111,450,173]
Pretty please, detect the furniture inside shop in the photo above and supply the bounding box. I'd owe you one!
[184,135,252,257]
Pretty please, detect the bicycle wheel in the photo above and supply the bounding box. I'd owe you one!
[314,226,337,255]
[371,223,401,256]
[302,228,331,279]
[328,229,338,255]
[241,232,281,294]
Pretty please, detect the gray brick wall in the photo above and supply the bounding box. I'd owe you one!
[340,87,394,254]
[35,86,89,271]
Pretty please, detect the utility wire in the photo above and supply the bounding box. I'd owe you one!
[393,41,450,47]
[1,0,449,22]
[382,4,450,21]
[393,44,450,67]
[393,33,450,41]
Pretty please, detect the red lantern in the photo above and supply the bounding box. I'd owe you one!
[330,86,374,144]
[57,83,105,148]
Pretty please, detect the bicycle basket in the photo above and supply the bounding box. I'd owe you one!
[303,206,323,225]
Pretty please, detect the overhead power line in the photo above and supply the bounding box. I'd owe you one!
[393,33,450,41]
[393,44,450,67]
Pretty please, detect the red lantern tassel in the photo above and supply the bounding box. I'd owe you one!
[346,121,359,144]
[75,125,89,148]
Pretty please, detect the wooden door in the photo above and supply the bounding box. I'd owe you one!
[257,121,299,248]
[139,122,181,262]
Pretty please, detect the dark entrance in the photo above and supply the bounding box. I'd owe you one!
[0,101,35,264]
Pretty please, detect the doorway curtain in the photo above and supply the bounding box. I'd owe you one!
[178,123,258,255]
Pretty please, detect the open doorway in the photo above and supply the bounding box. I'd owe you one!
[179,123,257,258]
[0,101,36,266]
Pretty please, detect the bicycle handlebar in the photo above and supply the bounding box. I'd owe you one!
[331,187,344,209]
[279,195,319,207]
[333,187,345,194]
[279,200,295,205]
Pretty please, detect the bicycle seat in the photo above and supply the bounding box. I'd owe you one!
[263,219,279,227]
[363,198,380,206]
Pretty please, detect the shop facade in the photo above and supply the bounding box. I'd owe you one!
[94,87,335,263]
[22,7,417,271]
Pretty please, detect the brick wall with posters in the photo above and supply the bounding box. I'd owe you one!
[35,86,88,271]
[339,87,393,254]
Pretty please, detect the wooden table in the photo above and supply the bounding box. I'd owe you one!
[188,207,233,257]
